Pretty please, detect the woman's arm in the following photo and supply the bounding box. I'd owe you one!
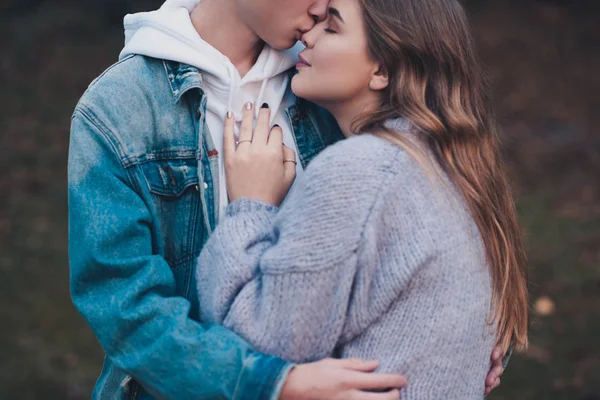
[198,104,507,394]
[196,107,399,362]
[197,168,389,362]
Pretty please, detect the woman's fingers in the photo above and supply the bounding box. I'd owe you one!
[282,143,297,182]
[223,110,235,159]
[268,124,283,148]
[253,103,271,145]
[238,101,254,145]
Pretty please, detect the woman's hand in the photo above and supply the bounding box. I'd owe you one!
[224,102,297,206]
[280,358,407,400]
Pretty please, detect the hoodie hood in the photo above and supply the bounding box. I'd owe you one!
[119,0,302,117]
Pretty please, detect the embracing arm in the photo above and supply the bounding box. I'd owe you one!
[196,136,397,363]
[197,199,358,363]
[68,109,289,400]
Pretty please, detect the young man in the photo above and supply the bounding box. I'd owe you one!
[68,0,504,398]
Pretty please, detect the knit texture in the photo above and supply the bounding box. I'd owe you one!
[196,119,496,399]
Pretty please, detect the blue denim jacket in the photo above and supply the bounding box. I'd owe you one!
[68,54,343,400]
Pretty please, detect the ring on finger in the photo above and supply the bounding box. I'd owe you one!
[236,140,252,147]
[283,159,297,165]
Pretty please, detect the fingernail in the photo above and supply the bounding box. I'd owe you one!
[244,101,253,110]
[226,110,233,119]
[261,102,269,109]
[273,124,280,128]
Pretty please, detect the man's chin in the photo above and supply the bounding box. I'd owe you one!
[265,37,298,51]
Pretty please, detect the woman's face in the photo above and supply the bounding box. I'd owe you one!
[291,0,378,106]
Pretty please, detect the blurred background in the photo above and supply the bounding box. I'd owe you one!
[0,0,598,398]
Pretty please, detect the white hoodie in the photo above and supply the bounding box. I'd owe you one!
[120,0,304,219]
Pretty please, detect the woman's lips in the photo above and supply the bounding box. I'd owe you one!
[296,54,311,69]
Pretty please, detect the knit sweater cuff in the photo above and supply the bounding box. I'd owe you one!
[226,198,280,218]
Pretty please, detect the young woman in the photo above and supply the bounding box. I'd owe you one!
[195,0,529,397]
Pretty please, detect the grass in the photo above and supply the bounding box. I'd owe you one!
[488,195,600,400]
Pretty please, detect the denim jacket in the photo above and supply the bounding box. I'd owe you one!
[68,54,343,400]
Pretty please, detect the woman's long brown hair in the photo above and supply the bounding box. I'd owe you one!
[353,0,529,352]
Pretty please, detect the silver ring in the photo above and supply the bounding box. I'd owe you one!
[283,159,297,165]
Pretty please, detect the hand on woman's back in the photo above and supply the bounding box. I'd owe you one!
[281,358,406,400]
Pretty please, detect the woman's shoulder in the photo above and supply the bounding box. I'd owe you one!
[308,118,423,180]
[299,132,398,193]
[308,133,401,177]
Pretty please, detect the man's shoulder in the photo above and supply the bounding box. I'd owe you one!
[89,55,164,90]
[72,55,180,150]
[77,55,166,109]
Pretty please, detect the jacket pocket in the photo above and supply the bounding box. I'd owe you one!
[140,157,203,299]
[142,158,200,198]
[140,157,202,270]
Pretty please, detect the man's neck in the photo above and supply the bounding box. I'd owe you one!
[190,0,264,77]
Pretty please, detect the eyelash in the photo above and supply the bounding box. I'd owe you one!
[324,28,336,34]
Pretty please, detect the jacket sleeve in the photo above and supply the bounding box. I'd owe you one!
[196,144,393,363]
[68,109,291,400]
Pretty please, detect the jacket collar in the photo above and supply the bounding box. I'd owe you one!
[163,60,204,103]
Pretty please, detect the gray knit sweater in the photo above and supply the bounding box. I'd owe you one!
[196,119,496,399]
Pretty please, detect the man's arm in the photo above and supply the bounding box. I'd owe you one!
[484,345,510,396]
[68,109,289,399]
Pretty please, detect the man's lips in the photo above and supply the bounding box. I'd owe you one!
[296,28,310,41]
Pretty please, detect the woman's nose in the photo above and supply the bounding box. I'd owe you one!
[301,24,320,48]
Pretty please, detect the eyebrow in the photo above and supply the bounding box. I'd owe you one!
[328,7,345,23]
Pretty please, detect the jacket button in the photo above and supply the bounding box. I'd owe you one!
[203,182,208,189]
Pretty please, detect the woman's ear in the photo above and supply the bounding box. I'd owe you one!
[369,65,389,91]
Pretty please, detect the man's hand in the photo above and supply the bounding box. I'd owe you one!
[280,358,407,400]
[484,346,505,396]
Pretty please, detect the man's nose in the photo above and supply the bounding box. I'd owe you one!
[308,0,329,23]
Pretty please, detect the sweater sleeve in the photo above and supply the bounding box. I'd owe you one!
[196,137,399,363]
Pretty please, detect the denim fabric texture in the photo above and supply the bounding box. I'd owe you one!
[68,55,343,399]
